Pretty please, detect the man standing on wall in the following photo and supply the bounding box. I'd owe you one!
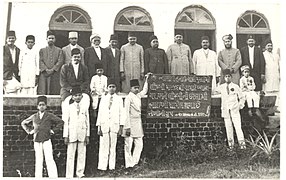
[38,30,64,95]
[120,32,144,93]
[218,34,242,85]
[240,35,265,91]
[62,32,85,65]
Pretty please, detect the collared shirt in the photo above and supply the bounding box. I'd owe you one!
[248,46,254,68]
[39,111,45,119]
[9,46,16,64]
[70,44,77,50]
[111,47,116,57]
[93,45,101,60]
[72,63,79,79]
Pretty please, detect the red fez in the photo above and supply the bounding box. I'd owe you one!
[71,48,81,56]
[26,35,35,42]
[247,34,255,40]
[222,34,233,41]
[149,35,158,42]
[7,30,16,37]
[110,34,118,41]
[130,79,140,87]
[128,32,136,38]
[107,78,116,86]
[47,30,55,37]
[37,96,47,105]
[71,86,82,95]
[223,69,232,76]
[201,36,209,41]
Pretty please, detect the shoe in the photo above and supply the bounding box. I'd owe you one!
[97,170,106,177]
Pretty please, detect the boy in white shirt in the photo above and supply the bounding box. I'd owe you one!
[90,63,107,110]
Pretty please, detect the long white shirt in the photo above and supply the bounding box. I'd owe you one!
[90,75,107,95]
[18,47,39,87]
[193,48,220,92]
[263,51,280,92]
[248,46,254,68]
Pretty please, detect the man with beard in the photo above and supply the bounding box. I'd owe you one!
[193,36,220,93]
[38,30,64,95]
[120,32,144,93]
[105,34,121,91]
[218,34,242,85]
[166,34,193,75]
[144,35,169,74]
[62,32,84,65]
[240,35,265,91]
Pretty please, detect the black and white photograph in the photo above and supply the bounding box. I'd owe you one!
[1,0,284,179]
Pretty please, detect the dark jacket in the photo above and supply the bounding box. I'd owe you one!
[105,46,121,91]
[144,47,169,74]
[3,45,20,81]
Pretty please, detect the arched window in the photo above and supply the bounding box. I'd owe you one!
[114,6,154,32]
[175,5,216,30]
[236,10,270,34]
[49,5,92,31]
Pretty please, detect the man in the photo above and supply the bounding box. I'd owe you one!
[38,30,64,95]
[166,34,193,75]
[3,30,21,94]
[193,36,220,93]
[62,32,84,64]
[60,48,89,101]
[218,34,242,85]
[105,34,121,91]
[18,35,39,95]
[96,78,124,173]
[120,32,144,93]
[144,35,169,74]
[62,86,90,178]
[240,35,265,91]
[84,33,109,81]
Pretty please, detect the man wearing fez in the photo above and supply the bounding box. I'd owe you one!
[18,35,39,95]
[105,34,121,91]
[38,30,64,95]
[144,35,169,74]
[3,30,21,94]
[84,33,109,81]
[240,34,265,91]
[193,36,220,93]
[218,34,242,85]
[62,31,84,65]
[120,32,144,93]
[60,48,89,101]
[166,33,193,75]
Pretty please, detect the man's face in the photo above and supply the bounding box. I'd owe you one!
[91,37,101,46]
[110,40,118,48]
[224,74,232,83]
[96,69,104,76]
[37,102,47,112]
[175,35,183,44]
[247,39,255,47]
[201,40,210,49]
[265,43,273,52]
[47,35,56,46]
[26,39,35,49]
[224,39,232,49]
[71,54,81,65]
[128,37,137,45]
[130,86,140,94]
[6,36,16,46]
[151,39,159,48]
[108,84,116,94]
[69,37,78,45]
[72,93,83,103]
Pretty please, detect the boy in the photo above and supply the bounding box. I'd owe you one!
[18,35,39,95]
[90,63,107,110]
[62,86,90,178]
[215,69,246,149]
[96,78,125,172]
[21,96,63,178]
[123,72,152,168]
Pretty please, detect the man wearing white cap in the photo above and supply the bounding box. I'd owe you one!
[84,33,109,81]
[62,32,84,64]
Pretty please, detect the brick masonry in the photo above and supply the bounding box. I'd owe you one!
[2,95,256,177]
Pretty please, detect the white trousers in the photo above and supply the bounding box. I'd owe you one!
[98,132,118,170]
[224,115,245,148]
[244,91,260,108]
[66,141,86,178]
[91,94,99,109]
[124,137,143,168]
[34,139,58,178]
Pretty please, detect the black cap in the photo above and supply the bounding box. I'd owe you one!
[37,96,47,105]
[107,78,116,86]
[110,34,118,41]
[223,69,232,76]
[96,63,104,70]
[247,34,255,40]
[7,30,16,37]
[130,79,140,87]
[47,30,55,37]
[149,35,158,42]
[128,32,136,38]
[71,86,82,95]
[71,48,81,56]
[26,35,35,42]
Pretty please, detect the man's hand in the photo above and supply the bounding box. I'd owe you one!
[50,130,54,135]
[85,136,90,145]
[261,74,266,83]
[140,73,145,80]
[125,128,131,137]
[29,129,35,135]
[46,69,55,75]
[64,137,69,145]
[120,72,126,81]
[118,125,123,136]
[97,126,103,136]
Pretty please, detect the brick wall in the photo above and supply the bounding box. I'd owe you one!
[2,95,253,177]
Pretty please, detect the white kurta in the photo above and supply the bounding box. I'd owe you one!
[18,47,39,88]
[263,51,280,92]
[90,75,107,109]
[193,48,220,92]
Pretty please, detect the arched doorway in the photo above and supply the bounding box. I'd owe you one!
[49,5,92,48]
[236,10,271,49]
[175,5,216,54]
[114,6,154,50]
